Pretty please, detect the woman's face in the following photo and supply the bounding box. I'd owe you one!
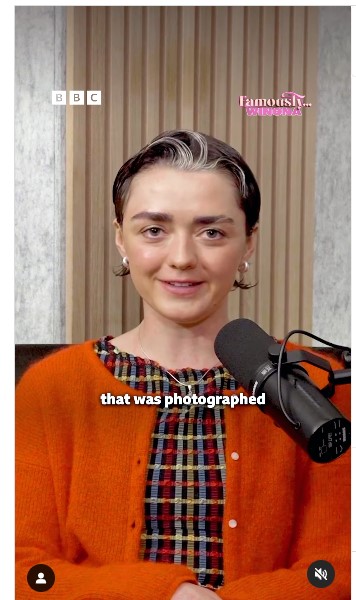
[116,165,256,326]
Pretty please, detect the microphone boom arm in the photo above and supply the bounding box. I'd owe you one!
[268,344,351,400]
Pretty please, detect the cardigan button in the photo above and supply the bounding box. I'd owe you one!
[231,452,239,461]
[228,519,238,528]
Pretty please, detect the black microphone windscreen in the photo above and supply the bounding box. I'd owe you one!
[214,318,275,388]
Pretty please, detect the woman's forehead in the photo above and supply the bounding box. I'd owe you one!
[124,169,245,225]
[125,165,240,212]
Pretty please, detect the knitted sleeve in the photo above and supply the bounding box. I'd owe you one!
[16,362,197,600]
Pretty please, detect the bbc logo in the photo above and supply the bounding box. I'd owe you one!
[52,91,102,105]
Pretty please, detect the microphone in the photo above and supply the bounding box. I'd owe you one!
[214,318,351,463]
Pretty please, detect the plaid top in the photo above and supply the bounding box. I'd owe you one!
[94,336,239,589]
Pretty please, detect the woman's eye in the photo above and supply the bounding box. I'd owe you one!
[142,227,163,237]
[203,229,224,239]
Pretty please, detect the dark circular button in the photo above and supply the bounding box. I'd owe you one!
[27,564,55,592]
[307,560,335,588]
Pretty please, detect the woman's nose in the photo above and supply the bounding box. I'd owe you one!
[167,234,198,270]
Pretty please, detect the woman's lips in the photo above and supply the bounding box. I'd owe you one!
[160,280,204,295]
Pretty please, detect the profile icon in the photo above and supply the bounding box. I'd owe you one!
[27,564,55,591]
[35,572,46,584]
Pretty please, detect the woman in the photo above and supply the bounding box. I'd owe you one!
[16,130,350,599]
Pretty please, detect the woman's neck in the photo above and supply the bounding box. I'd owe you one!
[137,310,229,370]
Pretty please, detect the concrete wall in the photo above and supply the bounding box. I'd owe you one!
[15,7,66,343]
[313,6,351,346]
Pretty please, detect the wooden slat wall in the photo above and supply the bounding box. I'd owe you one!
[66,6,318,343]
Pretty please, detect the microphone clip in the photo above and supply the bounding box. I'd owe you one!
[268,343,351,399]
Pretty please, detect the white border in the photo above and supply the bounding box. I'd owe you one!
[351,4,355,590]
[1,4,14,599]
[7,2,354,598]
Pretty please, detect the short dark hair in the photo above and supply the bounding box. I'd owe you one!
[113,130,261,289]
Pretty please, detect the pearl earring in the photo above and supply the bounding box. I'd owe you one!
[238,261,249,273]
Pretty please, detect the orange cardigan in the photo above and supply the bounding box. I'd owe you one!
[16,341,351,599]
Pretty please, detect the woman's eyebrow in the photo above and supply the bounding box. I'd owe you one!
[193,215,235,225]
[131,211,172,222]
[131,212,234,224]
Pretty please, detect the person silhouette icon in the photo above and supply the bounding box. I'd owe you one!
[35,572,46,584]
[27,564,55,591]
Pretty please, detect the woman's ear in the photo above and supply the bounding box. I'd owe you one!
[244,225,258,262]
[113,219,126,258]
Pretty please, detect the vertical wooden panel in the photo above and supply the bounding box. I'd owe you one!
[211,7,228,140]
[106,7,125,336]
[240,7,261,323]
[123,7,143,330]
[227,7,245,321]
[127,7,143,156]
[286,8,305,336]
[194,8,212,132]
[227,7,245,149]
[86,7,106,336]
[256,7,276,331]
[144,7,161,140]
[271,7,291,339]
[66,7,87,343]
[301,7,318,345]
[66,6,319,343]
[162,7,179,130]
[179,7,195,129]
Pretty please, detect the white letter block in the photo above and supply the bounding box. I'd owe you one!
[52,91,66,105]
[69,90,85,105]
[87,90,102,105]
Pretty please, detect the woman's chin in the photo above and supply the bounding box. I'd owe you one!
[150,304,220,327]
